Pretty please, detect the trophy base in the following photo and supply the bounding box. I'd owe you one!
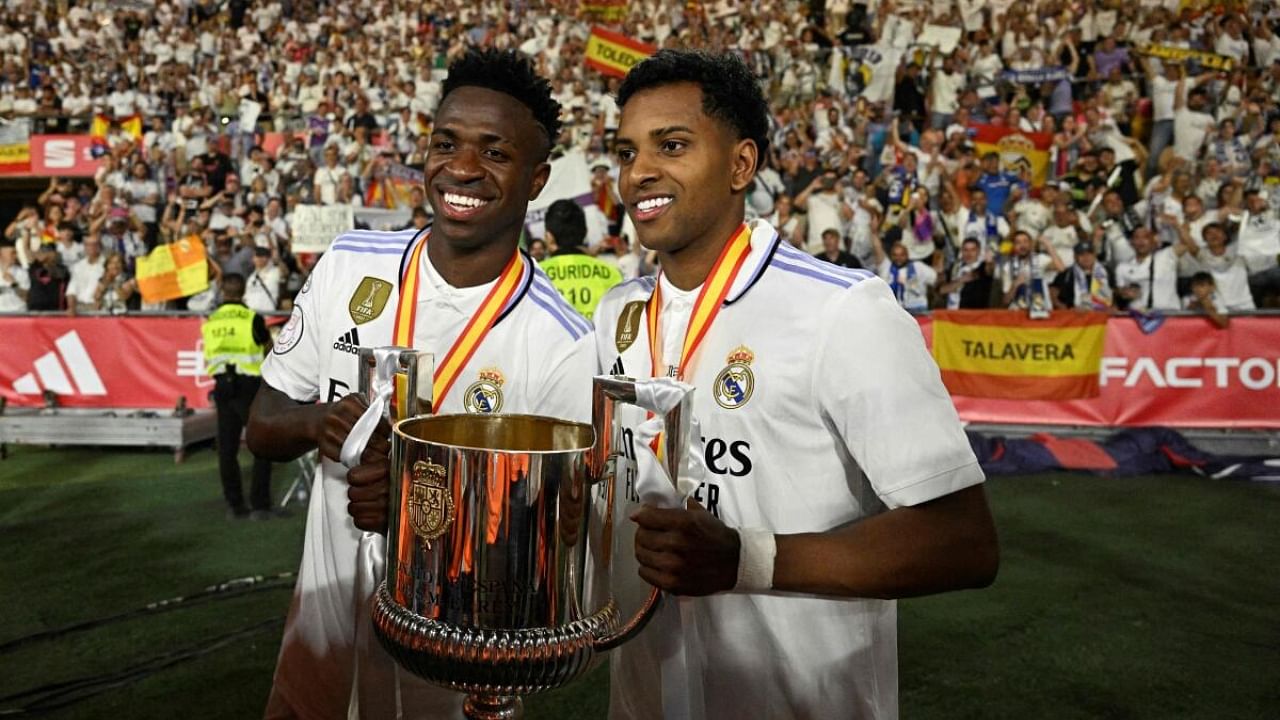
[372,583,619,696]
[463,694,522,720]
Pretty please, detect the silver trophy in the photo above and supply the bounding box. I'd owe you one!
[372,377,687,719]
[356,346,436,423]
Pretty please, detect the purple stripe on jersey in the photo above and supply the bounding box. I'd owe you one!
[771,258,854,288]
[530,280,592,334]
[529,292,585,340]
[333,234,416,247]
[617,275,657,292]
[329,244,407,255]
[775,244,874,283]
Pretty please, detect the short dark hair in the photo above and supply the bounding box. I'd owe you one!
[545,199,587,251]
[222,272,246,297]
[441,49,562,159]
[617,49,771,168]
[1189,271,1214,287]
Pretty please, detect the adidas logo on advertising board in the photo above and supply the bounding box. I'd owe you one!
[334,327,361,354]
[11,330,107,397]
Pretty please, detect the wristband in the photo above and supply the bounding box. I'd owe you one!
[733,528,777,592]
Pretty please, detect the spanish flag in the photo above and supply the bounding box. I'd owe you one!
[120,114,143,142]
[90,114,111,158]
[931,310,1108,400]
[584,26,655,78]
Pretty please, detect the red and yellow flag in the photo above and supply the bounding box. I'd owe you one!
[931,310,1108,400]
[135,236,210,303]
[968,124,1053,188]
[90,114,111,158]
[120,114,143,141]
[584,26,655,78]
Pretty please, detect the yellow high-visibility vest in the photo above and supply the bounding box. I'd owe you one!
[540,253,622,321]
[202,303,266,377]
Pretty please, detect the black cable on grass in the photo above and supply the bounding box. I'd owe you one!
[0,616,284,716]
[0,573,295,655]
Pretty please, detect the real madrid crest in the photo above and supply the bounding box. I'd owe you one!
[409,460,454,542]
[713,345,756,410]
[463,367,505,414]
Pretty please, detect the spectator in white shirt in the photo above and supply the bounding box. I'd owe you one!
[66,234,106,315]
[313,145,349,206]
[1237,189,1280,304]
[1114,227,1189,311]
[243,246,281,314]
[1173,72,1218,163]
[0,244,29,312]
[106,77,137,118]
[1182,272,1230,329]
[1000,228,1066,309]
[1180,221,1256,311]
[873,239,937,313]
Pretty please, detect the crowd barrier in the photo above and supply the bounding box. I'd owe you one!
[1,312,1278,429]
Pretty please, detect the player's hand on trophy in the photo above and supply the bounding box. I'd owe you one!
[347,458,391,533]
[631,499,741,596]
[318,393,392,464]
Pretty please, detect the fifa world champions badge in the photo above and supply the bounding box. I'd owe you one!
[714,345,756,410]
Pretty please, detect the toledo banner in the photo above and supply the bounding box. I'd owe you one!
[0,118,32,174]
[932,310,1108,400]
[585,26,655,78]
[136,236,210,303]
[969,124,1053,188]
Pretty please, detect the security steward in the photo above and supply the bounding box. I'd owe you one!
[202,273,275,519]
[538,199,622,320]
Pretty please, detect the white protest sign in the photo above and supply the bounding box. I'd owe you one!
[291,204,355,253]
[919,24,963,54]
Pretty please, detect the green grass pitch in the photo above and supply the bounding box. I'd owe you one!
[1,445,1276,719]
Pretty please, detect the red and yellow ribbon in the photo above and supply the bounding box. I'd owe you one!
[646,224,752,380]
[393,234,525,409]
[643,224,752,458]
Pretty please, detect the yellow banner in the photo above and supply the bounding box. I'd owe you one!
[583,1,627,22]
[933,321,1107,378]
[931,310,1109,400]
[584,26,655,78]
[136,236,210,303]
[1136,43,1235,71]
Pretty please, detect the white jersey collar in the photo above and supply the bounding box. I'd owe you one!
[723,218,782,305]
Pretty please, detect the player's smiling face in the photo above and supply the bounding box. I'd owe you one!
[425,86,550,249]
[615,82,751,258]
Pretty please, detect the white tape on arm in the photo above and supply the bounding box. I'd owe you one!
[733,528,777,592]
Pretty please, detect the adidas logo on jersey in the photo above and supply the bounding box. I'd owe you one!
[333,327,361,355]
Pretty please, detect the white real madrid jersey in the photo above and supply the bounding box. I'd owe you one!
[260,228,595,720]
[594,220,984,720]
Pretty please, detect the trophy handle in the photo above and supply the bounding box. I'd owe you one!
[588,376,689,652]
[357,347,435,421]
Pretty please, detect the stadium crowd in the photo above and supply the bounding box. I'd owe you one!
[1,0,1279,321]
